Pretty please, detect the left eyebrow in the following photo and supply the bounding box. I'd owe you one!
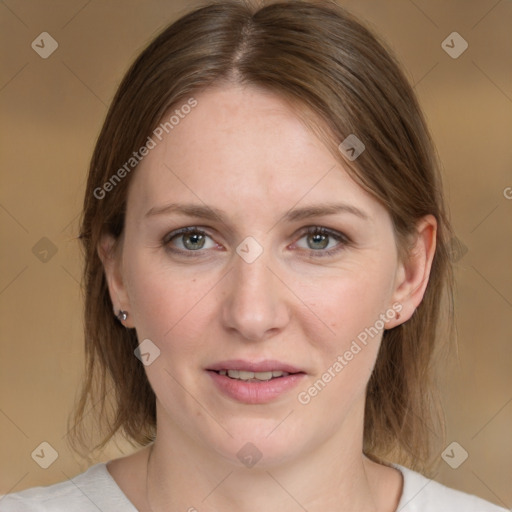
[283,203,369,222]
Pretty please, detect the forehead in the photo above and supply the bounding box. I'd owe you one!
[126,84,381,219]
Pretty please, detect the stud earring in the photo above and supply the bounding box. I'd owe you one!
[116,310,128,322]
[395,311,401,321]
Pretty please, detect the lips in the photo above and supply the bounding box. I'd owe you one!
[206,359,306,404]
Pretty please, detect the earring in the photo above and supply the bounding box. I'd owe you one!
[116,310,128,322]
[395,312,401,321]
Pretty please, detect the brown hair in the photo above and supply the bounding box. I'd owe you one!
[74,0,454,472]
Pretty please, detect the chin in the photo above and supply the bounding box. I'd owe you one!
[203,418,310,470]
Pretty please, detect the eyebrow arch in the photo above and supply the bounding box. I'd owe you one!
[144,202,369,222]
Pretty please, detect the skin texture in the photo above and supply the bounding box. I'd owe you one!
[100,84,436,512]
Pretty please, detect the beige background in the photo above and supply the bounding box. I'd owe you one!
[1,0,511,507]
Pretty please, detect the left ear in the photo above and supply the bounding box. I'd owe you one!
[388,214,437,327]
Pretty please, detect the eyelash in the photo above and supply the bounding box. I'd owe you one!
[162,226,351,258]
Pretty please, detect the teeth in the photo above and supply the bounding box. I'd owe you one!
[219,369,290,381]
[238,370,254,380]
[254,371,273,380]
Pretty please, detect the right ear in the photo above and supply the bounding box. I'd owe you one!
[97,233,135,328]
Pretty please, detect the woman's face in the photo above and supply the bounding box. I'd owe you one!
[104,84,416,467]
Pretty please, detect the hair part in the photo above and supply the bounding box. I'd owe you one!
[73,0,454,473]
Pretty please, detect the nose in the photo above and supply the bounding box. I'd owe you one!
[221,251,290,342]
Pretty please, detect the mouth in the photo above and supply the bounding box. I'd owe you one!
[214,369,292,382]
[206,360,306,404]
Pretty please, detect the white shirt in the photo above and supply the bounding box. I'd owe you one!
[0,462,507,511]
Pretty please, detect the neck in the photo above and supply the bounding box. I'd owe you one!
[145,407,397,512]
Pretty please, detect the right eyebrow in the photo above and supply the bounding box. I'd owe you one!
[144,203,225,222]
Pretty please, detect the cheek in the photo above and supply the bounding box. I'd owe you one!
[298,258,395,350]
[124,254,217,348]
[125,259,219,413]
[293,265,395,421]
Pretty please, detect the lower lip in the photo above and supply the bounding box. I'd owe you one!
[207,371,305,404]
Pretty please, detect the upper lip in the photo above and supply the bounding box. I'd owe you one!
[207,359,304,374]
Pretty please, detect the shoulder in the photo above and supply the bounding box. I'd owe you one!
[394,464,508,512]
[0,463,136,512]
